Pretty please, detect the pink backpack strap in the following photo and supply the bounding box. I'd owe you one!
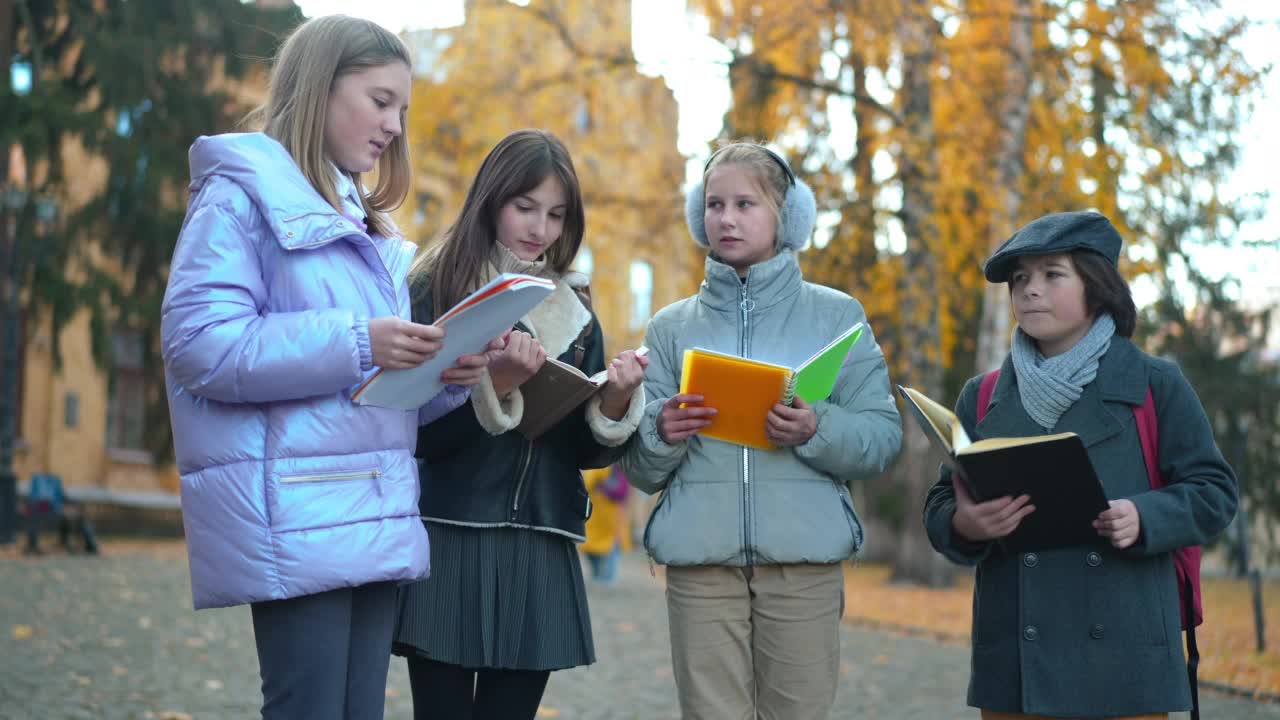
[976,369,1000,423]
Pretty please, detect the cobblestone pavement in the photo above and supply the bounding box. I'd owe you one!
[3,543,1278,719]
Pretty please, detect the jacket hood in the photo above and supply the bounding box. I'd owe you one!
[188,132,358,250]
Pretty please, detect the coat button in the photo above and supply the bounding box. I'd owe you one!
[1087,551,1102,567]
[337,220,346,228]
[286,231,294,238]
[1023,553,1039,568]
[1090,623,1105,640]
[1023,625,1039,642]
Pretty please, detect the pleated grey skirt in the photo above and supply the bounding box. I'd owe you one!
[392,522,596,671]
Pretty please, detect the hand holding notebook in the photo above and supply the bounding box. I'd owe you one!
[676,323,863,450]
[516,347,649,440]
[896,384,1110,552]
[352,273,556,410]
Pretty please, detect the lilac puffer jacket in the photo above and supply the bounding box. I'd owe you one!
[162,132,445,609]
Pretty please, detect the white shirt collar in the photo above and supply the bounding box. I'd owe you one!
[330,163,365,219]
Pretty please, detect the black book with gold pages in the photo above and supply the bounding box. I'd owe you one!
[897,385,1110,553]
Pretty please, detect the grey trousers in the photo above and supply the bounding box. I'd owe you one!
[665,563,845,720]
[251,581,398,720]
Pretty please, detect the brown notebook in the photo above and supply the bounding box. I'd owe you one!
[516,347,648,441]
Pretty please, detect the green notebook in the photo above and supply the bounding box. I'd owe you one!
[786,322,864,404]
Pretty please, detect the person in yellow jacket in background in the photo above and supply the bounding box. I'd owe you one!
[582,465,632,584]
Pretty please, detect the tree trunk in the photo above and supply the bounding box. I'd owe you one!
[848,47,878,276]
[975,0,1034,373]
[889,0,953,587]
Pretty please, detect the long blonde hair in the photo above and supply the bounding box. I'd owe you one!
[245,15,412,238]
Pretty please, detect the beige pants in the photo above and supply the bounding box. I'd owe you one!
[977,707,1172,712]
[665,563,845,720]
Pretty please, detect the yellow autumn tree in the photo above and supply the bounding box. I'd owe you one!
[398,0,701,353]
[692,0,1265,584]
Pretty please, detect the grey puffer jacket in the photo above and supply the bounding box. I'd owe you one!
[622,250,902,566]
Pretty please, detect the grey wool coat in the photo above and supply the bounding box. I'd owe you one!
[923,337,1238,717]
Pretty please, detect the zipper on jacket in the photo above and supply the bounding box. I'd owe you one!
[739,277,756,566]
[279,468,381,484]
[510,440,536,518]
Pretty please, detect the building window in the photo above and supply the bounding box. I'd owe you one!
[412,190,438,226]
[0,310,25,440]
[573,246,593,277]
[629,260,653,330]
[574,97,592,134]
[106,330,146,451]
[64,392,79,429]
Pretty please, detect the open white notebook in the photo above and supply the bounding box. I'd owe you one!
[351,273,555,410]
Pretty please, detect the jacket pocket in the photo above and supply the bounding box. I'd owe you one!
[268,453,417,533]
[279,469,382,484]
[836,485,864,553]
[750,479,859,564]
[642,486,670,553]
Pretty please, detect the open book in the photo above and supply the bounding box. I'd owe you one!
[516,347,649,441]
[896,384,1110,552]
[351,273,556,410]
[678,323,863,450]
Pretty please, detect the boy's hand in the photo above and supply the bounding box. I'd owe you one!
[1094,499,1141,549]
[951,479,1035,542]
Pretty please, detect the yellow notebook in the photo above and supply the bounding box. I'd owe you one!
[679,349,789,449]
[677,325,863,450]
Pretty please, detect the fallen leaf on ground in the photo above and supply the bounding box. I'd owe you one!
[11,624,33,640]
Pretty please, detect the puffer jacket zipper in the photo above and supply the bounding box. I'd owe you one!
[739,275,756,565]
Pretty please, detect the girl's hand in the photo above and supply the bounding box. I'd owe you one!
[766,396,818,447]
[488,330,546,398]
[951,479,1036,543]
[369,317,444,369]
[441,335,507,387]
[599,349,650,420]
[1094,499,1141,549]
[656,393,717,445]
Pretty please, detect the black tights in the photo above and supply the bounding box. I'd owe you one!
[406,656,551,720]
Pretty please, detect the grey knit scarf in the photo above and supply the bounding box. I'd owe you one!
[1011,312,1116,430]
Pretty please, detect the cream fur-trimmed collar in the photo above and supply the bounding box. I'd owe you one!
[522,278,592,359]
[480,249,593,359]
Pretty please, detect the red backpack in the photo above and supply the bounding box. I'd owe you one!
[977,369,1203,717]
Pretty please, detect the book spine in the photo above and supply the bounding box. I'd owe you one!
[781,372,796,406]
